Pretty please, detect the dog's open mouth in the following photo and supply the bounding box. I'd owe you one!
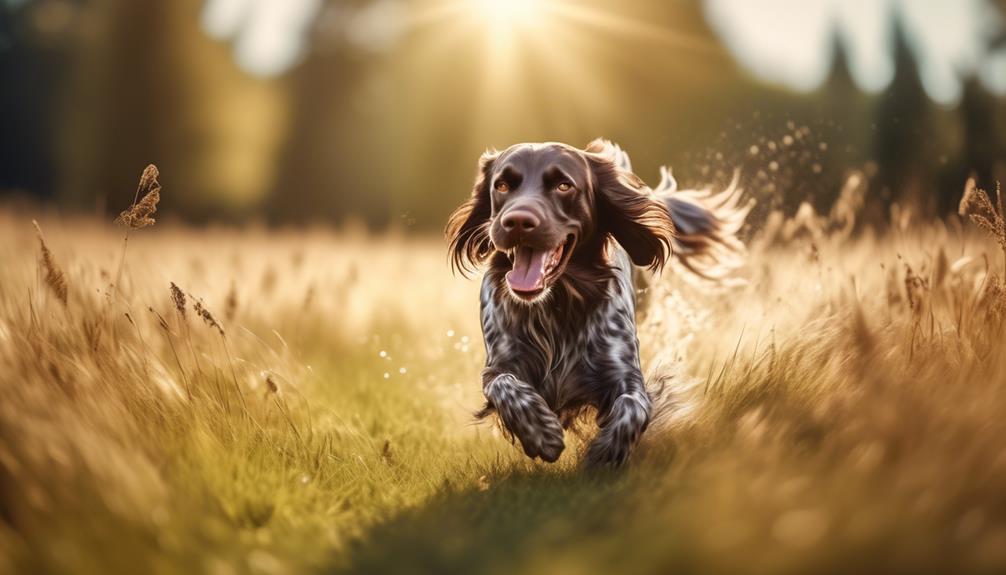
[505,235,575,300]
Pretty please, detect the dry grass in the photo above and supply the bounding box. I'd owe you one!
[114,164,161,231]
[1,177,1005,574]
[31,219,69,307]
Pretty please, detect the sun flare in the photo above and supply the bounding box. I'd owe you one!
[470,0,544,28]
[403,0,712,147]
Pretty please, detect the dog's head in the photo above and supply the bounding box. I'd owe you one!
[446,139,674,303]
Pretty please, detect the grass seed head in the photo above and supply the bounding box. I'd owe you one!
[959,179,1005,255]
[116,164,161,230]
[960,179,1006,317]
[959,177,978,217]
[987,276,1006,321]
[32,220,68,307]
[192,297,225,336]
[149,306,170,331]
[902,258,929,316]
[169,282,187,320]
[265,373,279,394]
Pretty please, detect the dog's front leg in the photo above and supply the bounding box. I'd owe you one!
[481,372,565,462]
[585,384,652,468]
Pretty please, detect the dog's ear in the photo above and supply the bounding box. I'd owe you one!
[446,149,498,275]
[585,139,674,270]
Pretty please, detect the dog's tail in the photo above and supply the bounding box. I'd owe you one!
[605,140,753,281]
[653,167,752,281]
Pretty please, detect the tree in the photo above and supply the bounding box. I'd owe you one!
[872,12,934,209]
[818,26,869,204]
[959,75,1001,192]
[0,1,72,200]
[58,0,285,219]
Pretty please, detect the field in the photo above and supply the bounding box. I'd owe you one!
[2,178,1006,574]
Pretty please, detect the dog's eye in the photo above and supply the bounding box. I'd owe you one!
[494,180,509,193]
[556,182,573,193]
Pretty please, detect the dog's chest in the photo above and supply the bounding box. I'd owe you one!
[480,290,587,373]
[479,264,639,409]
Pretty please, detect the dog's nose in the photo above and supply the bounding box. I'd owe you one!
[501,210,540,233]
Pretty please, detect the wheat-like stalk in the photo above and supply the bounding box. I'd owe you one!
[265,372,279,394]
[115,164,161,230]
[960,178,1006,316]
[960,178,1006,262]
[149,305,191,399]
[902,260,928,316]
[189,294,253,418]
[262,371,302,443]
[32,220,68,307]
[109,165,163,305]
[169,282,187,320]
[987,276,1006,320]
[169,281,205,383]
[192,297,225,336]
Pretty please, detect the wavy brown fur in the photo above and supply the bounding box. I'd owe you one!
[654,167,751,280]
[589,138,752,281]
[583,138,675,271]
[445,151,497,276]
[446,139,747,467]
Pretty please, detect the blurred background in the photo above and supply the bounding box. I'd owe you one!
[1,0,1004,228]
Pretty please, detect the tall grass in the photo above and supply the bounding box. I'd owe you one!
[0,175,1005,574]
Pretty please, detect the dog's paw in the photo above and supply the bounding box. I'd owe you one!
[584,392,650,468]
[485,374,565,462]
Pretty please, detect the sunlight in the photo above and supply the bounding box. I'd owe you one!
[467,0,550,62]
[470,0,543,28]
[401,0,718,150]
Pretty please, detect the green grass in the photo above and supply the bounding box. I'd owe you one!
[2,205,1006,574]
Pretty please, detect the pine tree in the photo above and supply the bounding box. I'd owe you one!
[0,1,70,200]
[960,75,1000,192]
[820,26,869,202]
[872,11,933,208]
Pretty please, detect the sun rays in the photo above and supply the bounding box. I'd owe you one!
[400,0,714,144]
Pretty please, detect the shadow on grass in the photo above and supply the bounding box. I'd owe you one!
[325,464,680,575]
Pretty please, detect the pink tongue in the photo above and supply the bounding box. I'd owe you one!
[506,247,549,292]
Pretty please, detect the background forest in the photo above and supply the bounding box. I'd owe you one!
[2,0,1005,227]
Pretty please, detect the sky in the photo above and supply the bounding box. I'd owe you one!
[201,0,323,77]
[200,0,1006,103]
[706,0,1006,103]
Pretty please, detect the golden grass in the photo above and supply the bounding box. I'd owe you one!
[1,179,1005,574]
[114,164,161,231]
[32,219,68,307]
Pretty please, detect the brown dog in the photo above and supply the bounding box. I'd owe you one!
[447,139,749,466]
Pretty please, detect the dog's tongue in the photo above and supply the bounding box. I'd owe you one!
[506,247,549,292]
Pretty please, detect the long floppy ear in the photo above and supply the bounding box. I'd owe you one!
[585,138,675,270]
[445,149,498,275]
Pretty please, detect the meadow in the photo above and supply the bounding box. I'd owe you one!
[1,170,1005,574]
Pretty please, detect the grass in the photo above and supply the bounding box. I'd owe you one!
[1,176,1006,574]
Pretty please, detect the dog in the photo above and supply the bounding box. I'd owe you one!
[446,139,749,467]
